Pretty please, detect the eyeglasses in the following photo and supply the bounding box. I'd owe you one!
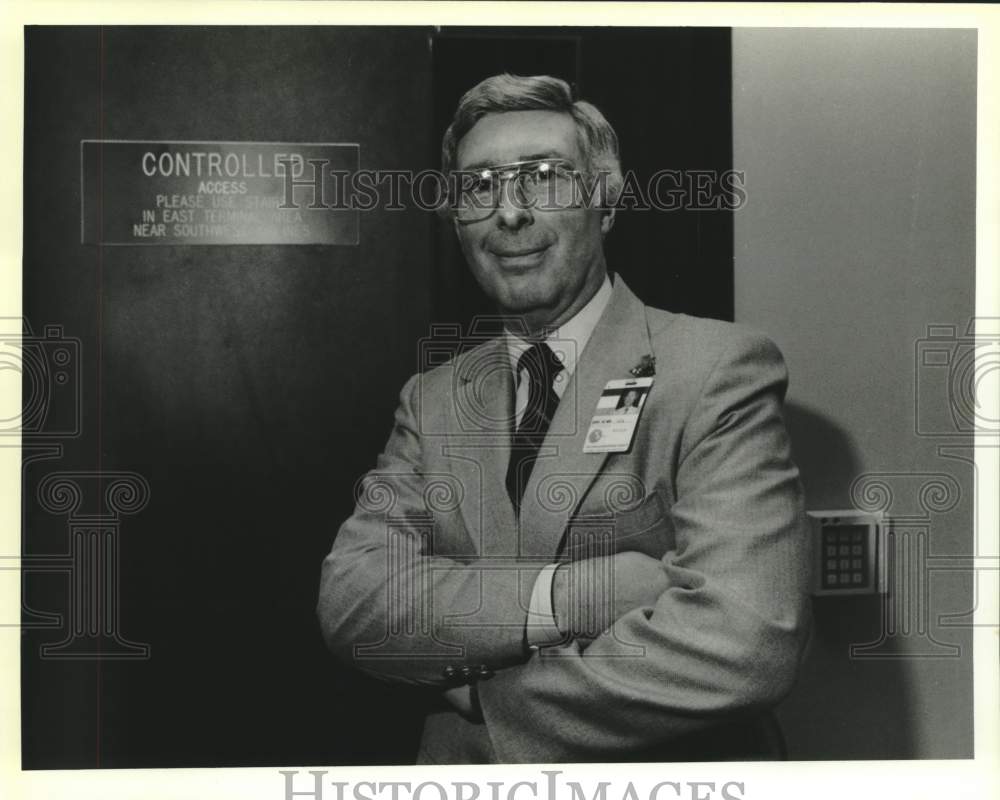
[450,158,582,224]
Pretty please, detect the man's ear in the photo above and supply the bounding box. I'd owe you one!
[600,206,616,235]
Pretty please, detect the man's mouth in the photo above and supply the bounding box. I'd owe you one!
[491,245,547,257]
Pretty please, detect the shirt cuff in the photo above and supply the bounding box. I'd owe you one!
[525,563,564,648]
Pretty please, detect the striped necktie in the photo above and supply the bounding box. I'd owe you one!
[505,342,564,515]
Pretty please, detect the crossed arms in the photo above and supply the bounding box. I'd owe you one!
[317,330,812,760]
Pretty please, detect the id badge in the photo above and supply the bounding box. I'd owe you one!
[582,377,654,453]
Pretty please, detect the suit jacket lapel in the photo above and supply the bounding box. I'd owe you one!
[443,337,520,557]
[518,277,653,558]
[437,277,652,560]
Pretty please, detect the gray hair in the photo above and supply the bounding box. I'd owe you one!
[441,73,623,207]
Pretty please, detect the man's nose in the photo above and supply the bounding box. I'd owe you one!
[495,177,533,229]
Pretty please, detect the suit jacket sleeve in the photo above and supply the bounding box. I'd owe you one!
[476,331,813,762]
[317,372,543,686]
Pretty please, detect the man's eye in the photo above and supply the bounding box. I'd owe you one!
[470,174,496,193]
[532,163,556,181]
[531,162,572,182]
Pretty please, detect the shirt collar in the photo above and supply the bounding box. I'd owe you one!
[504,274,613,380]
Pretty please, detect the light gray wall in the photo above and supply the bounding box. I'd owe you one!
[733,28,977,759]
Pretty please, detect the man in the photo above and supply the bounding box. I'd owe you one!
[318,74,811,764]
[617,389,642,413]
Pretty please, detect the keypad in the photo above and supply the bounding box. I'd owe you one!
[821,526,868,590]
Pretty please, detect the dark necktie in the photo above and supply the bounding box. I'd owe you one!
[506,342,565,515]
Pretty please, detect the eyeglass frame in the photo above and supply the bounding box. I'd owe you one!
[448,158,589,224]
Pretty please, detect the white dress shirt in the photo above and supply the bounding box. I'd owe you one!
[504,275,613,648]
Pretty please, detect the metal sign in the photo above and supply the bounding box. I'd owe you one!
[81,140,359,245]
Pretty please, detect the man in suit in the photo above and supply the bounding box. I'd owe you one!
[318,73,811,764]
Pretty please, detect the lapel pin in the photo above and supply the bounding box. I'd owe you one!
[629,355,656,378]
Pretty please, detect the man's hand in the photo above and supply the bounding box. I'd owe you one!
[551,551,670,645]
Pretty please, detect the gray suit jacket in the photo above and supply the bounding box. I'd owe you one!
[318,276,811,763]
